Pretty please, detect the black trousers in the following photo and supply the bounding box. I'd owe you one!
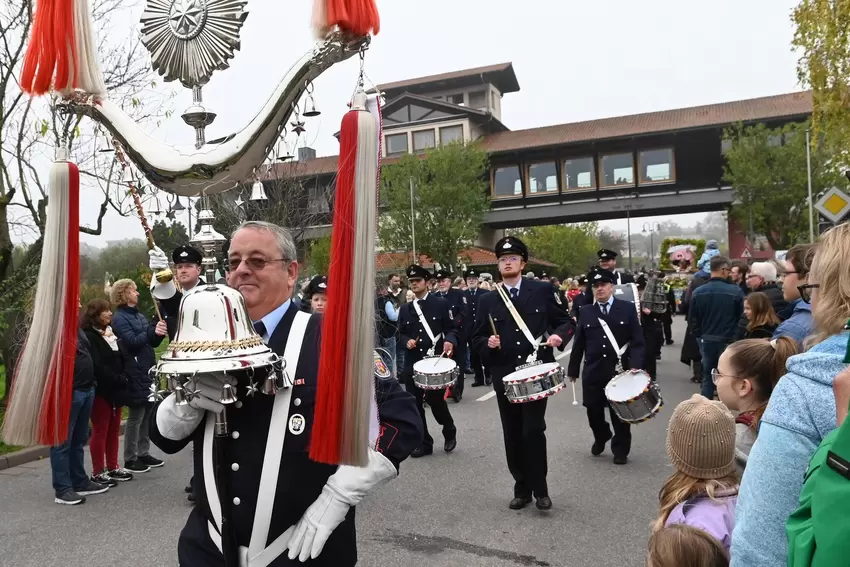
[404,372,456,447]
[453,344,466,396]
[663,316,673,343]
[496,389,548,498]
[586,403,631,458]
[469,342,491,384]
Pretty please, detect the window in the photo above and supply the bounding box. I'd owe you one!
[492,166,522,198]
[385,133,408,155]
[527,162,558,195]
[440,125,463,145]
[563,157,596,190]
[600,153,634,188]
[469,91,486,110]
[307,185,330,214]
[447,93,464,106]
[412,129,436,153]
[639,148,675,184]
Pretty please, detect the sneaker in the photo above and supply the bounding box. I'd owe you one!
[138,454,164,468]
[54,490,86,505]
[124,460,151,473]
[107,468,134,482]
[75,480,110,496]
[91,471,118,488]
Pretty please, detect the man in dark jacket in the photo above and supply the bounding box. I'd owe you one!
[679,269,710,383]
[48,329,111,505]
[690,256,745,398]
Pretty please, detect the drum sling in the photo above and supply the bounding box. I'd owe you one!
[598,315,628,372]
[412,297,442,356]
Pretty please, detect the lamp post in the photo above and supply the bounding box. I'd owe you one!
[615,192,640,271]
[642,221,661,269]
[409,178,417,264]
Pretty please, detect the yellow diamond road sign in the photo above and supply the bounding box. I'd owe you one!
[815,187,850,224]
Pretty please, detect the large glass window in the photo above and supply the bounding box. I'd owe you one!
[386,133,408,155]
[440,125,463,146]
[564,157,595,190]
[412,129,436,153]
[639,148,675,184]
[492,166,522,198]
[527,162,558,195]
[600,153,634,188]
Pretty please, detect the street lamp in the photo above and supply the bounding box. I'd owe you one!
[615,192,640,271]
[642,221,661,269]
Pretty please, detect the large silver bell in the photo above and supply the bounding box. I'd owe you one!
[220,383,238,405]
[250,180,267,201]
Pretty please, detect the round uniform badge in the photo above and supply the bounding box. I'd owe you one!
[288,414,305,435]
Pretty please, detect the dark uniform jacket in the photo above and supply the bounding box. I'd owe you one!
[471,280,574,393]
[157,277,205,340]
[398,293,459,373]
[567,297,645,407]
[463,288,488,331]
[583,271,634,302]
[436,288,469,342]
[150,305,422,567]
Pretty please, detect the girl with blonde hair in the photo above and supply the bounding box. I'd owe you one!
[647,524,729,567]
[654,394,738,553]
[732,223,850,567]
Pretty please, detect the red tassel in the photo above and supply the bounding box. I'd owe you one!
[322,0,380,37]
[20,0,77,95]
[37,162,80,445]
[311,111,360,465]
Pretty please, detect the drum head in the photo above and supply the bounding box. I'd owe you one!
[504,362,560,384]
[605,371,651,402]
[414,357,458,375]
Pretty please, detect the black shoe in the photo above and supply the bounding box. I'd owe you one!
[91,471,118,488]
[184,484,193,494]
[444,438,457,453]
[509,496,532,510]
[138,454,164,468]
[535,496,552,511]
[75,480,110,496]
[591,433,613,456]
[471,381,484,387]
[411,446,433,458]
[665,340,674,345]
[124,460,151,473]
[187,492,197,503]
[656,354,662,360]
[464,368,474,375]
[107,468,134,482]
[54,490,86,506]
[613,455,628,465]
[484,377,492,386]
[451,391,462,403]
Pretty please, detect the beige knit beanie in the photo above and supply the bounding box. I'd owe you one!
[666,394,736,479]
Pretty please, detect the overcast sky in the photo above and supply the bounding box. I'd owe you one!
[79,0,803,244]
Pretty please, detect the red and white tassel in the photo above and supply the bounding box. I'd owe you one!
[312,0,380,38]
[311,90,379,467]
[1,150,81,447]
[20,0,105,96]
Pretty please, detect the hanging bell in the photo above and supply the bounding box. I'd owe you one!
[173,386,188,406]
[261,372,278,396]
[303,95,321,117]
[122,167,134,184]
[149,196,163,216]
[276,138,294,162]
[98,131,114,153]
[250,180,268,201]
[219,383,238,405]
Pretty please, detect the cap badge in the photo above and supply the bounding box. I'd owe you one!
[594,274,602,280]
[180,251,189,257]
[503,242,511,249]
[319,282,327,289]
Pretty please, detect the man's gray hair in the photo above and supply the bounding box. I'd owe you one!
[233,221,297,261]
[749,261,777,283]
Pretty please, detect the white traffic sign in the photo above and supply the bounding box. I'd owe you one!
[741,247,752,259]
[814,187,850,224]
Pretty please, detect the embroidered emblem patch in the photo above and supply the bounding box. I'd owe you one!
[293,378,305,386]
[373,351,391,379]
[554,292,562,305]
[288,414,305,435]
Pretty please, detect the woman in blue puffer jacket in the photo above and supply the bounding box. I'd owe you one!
[110,278,168,474]
[731,225,850,567]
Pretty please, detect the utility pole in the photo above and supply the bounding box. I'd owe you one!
[409,178,417,264]
[806,128,815,243]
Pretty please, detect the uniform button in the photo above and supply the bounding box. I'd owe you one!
[603,354,607,358]
[231,463,239,472]
[235,401,243,409]
[516,329,519,332]
[233,497,241,506]
[517,341,521,345]
[294,398,302,407]
[231,431,240,440]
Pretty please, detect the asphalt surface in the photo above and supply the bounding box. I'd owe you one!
[0,318,698,567]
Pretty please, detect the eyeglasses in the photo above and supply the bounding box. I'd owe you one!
[227,257,289,272]
[797,283,820,304]
[711,368,742,384]
[498,256,522,264]
[746,274,761,280]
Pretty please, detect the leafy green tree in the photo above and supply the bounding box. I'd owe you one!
[723,120,839,249]
[151,220,190,254]
[379,142,490,269]
[597,229,626,256]
[306,236,331,275]
[515,223,601,277]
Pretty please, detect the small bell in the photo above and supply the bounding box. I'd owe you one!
[149,196,163,216]
[261,372,278,396]
[98,130,114,153]
[122,167,134,184]
[250,180,268,201]
[276,139,294,162]
[219,383,238,405]
[303,96,321,117]
[173,386,188,406]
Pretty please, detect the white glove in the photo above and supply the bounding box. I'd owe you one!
[155,394,204,441]
[149,246,169,271]
[283,449,397,562]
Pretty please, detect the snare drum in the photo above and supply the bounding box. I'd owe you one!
[604,370,663,424]
[413,357,458,390]
[502,362,566,404]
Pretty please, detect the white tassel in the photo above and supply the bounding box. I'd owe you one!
[72,0,106,95]
[311,0,329,38]
[1,157,71,446]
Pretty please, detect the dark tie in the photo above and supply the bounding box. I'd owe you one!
[510,288,519,302]
[253,320,267,337]
[600,303,608,316]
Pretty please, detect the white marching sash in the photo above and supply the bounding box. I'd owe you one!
[412,298,442,355]
[597,315,628,371]
[495,284,547,364]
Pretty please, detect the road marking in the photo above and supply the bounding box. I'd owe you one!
[477,391,496,402]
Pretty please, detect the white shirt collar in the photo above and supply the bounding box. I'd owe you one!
[595,296,614,309]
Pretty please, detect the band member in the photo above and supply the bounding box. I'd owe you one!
[149,244,205,340]
[663,275,676,345]
[472,236,574,511]
[636,274,662,381]
[568,268,644,465]
[571,275,590,320]
[303,275,328,314]
[435,267,468,402]
[464,268,491,387]
[150,221,422,566]
[399,264,459,457]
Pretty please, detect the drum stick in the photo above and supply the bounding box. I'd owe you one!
[488,315,500,349]
[571,381,579,406]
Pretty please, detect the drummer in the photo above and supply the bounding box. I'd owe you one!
[398,264,459,458]
[584,249,634,302]
[567,267,644,465]
[471,236,574,511]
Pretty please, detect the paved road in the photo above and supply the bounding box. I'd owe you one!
[0,318,698,567]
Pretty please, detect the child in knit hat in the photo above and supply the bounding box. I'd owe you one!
[653,394,738,552]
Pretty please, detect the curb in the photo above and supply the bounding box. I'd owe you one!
[0,420,127,472]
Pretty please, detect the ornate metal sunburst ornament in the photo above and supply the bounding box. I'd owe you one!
[140,0,248,88]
